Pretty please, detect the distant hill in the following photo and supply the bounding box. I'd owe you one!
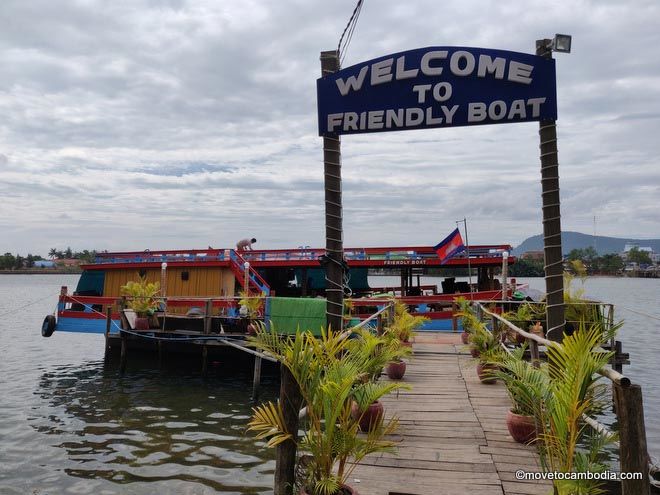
[513,231,660,256]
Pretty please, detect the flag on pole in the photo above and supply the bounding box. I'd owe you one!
[434,228,466,264]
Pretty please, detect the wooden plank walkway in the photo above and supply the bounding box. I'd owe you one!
[349,339,552,495]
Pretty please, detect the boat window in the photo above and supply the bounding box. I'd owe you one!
[75,270,105,296]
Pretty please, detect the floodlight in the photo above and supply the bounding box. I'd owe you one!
[552,34,572,53]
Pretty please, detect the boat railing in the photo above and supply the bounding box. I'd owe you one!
[229,250,271,295]
[91,244,513,265]
[472,300,651,494]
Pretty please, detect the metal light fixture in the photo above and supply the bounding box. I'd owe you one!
[552,34,572,53]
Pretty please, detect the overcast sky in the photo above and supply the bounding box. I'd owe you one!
[1,0,659,256]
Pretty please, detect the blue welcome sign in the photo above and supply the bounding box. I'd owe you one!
[317,46,557,135]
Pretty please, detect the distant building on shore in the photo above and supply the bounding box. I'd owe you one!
[521,251,544,261]
[33,260,56,268]
[55,258,82,267]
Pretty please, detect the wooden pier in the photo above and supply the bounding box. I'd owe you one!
[350,335,552,495]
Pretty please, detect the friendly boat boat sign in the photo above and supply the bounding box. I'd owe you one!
[317,46,557,135]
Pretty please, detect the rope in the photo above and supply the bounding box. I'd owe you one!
[619,306,660,321]
[0,291,60,318]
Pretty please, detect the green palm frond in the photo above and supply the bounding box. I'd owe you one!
[247,401,293,448]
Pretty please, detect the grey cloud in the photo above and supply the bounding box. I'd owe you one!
[1,0,659,255]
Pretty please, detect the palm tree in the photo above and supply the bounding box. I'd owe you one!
[248,326,404,495]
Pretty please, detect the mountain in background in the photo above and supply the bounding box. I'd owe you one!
[513,231,660,256]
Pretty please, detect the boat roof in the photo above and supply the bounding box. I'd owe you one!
[83,245,514,270]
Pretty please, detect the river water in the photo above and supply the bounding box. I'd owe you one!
[1,274,659,493]
[0,274,278,495]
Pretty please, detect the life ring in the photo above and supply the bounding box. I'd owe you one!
[41,314,56,337]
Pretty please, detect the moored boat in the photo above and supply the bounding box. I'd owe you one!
[45,244,517,338]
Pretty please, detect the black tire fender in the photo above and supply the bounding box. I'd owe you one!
[41,314,56,337]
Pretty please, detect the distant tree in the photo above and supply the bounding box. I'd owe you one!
[0,253,15,270]
[78,249,97,263]
[13,254,24,270]
[64,246,73,259]
[627,247,652,265]
[509,258,544,277]
[598,254,624,274]
[567,248,585,261]
[25,254,36,268]
[48,248,58,259]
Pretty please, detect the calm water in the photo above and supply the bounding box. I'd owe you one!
[1,275,659,493]
[0,275,277,495]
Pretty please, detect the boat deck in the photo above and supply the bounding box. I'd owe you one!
[350,335,551,495]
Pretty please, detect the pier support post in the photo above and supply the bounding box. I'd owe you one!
[529,340,540,368]
[274,366,303,495]
[536,39,565,342]
[252,356,262,401]
[320,49,344,334]
[119,331,127,375]
[613,383,649,495]
[202,299,212,377]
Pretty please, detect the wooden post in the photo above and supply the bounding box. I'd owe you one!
[451,301,458,332]
[202,299,212,377]
[529,340,540,368]
[387,302,394,327]
[252,356,262,401]
[501,251,509,301]
[274,366,303,495]
[105,307,112,336]
[320,49,344,333]
[376,313,383,335]
[613,383,649,495]
[119,331,127,375]
[536,38,565,342]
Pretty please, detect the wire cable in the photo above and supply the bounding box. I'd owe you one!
[337,0,364,65]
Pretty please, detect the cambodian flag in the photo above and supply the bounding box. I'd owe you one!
[434,228,466,264]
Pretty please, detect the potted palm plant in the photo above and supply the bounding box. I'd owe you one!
[381,329,413,380]
[381,301,425,380]
[346,329,409,431]
[248,326,404,495]
[493,346,548,443]
[455,296,479,344]
[468,324,501,384]
[534,322,617,494]
[120,275,160,330]
[385,300,429,346]
[238,290,265,334]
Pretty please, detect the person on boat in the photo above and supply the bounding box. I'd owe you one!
[236,238,257,251]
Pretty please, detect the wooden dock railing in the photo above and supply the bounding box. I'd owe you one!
[474,301,650,495]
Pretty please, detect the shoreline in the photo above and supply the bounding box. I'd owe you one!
[0,270,82,275]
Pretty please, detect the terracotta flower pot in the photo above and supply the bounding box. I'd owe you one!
[351,400,384,432]
[460,331,470,344]
[470,348,480,358]
[386,360,406,380]
[476,362,497,384]
[300,484,359,495]
[506,409,537,444]
[135,316,150,330]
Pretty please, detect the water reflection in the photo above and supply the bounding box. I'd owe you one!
[31,354,277,494]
